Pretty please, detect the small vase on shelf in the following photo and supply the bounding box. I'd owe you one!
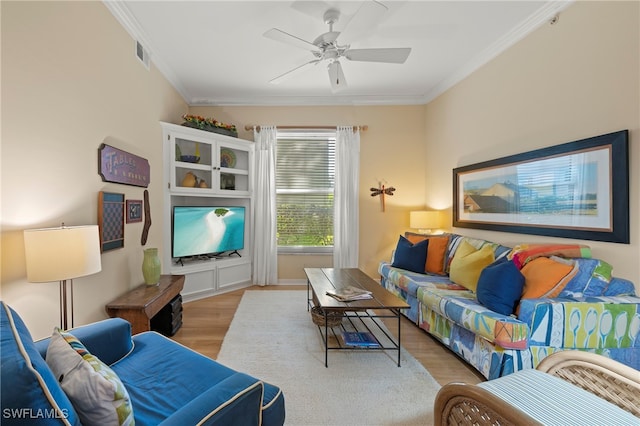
[142,248,161,285]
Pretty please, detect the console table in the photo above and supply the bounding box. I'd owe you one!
[106,274,185,334]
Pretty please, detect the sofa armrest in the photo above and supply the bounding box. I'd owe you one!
[518,296,640,349]
[159,373,264,426]
[34,318,133,365]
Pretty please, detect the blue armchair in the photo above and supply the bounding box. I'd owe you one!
[1,301,285,425]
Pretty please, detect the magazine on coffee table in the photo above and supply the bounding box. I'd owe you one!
[342,331,380,347]
[326,285,373,302]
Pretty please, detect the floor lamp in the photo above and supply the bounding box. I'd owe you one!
[24,224,102,330]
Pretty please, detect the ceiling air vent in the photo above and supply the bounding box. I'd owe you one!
[136,40,150,70]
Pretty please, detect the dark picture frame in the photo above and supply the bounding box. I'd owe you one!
[126,199,143,223]
[98,191,125,252]
[453,130,629,243]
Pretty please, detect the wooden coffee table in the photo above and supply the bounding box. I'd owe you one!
[305,268,410,367]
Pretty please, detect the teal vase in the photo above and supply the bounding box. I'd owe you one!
[142,248,161,285]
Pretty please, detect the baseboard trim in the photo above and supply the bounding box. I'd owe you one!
[181,282,252,303]
[277,279,307,285]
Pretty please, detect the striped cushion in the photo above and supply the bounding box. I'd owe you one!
[478,369,638,425]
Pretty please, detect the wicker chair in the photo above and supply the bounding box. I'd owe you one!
[434,351,640,425]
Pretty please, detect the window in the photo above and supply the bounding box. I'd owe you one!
[276,130,336,253]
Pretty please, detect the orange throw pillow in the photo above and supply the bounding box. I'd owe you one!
[520,257,577,299]
[405,233,450,275]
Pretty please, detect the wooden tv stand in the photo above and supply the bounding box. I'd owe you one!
[106,275,185,334]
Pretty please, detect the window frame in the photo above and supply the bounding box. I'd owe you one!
[275,129,336,255]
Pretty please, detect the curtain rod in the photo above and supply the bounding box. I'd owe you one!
[244,124,368,132]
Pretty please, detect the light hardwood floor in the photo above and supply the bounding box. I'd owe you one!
[171,285,485,386]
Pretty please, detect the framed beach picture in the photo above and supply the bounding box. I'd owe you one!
[453,130,629,243]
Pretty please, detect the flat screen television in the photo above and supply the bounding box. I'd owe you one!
[172,206,245,259]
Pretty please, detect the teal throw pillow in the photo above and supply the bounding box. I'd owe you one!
[391,235,429,274]
[476,258,525,316]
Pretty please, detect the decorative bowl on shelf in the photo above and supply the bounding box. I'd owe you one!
[180,155,200,163]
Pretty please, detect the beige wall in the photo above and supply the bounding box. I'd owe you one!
[190,105,429,281]
[1,1,187,338]
[424,1,640,290]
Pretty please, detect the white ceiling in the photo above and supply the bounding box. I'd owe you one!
[105,1,572,106]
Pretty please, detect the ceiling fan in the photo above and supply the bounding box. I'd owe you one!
[263,1,411,91]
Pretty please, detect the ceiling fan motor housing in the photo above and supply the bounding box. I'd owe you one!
[313,31,340,49]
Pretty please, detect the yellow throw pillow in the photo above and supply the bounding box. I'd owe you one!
[449,240,495,292]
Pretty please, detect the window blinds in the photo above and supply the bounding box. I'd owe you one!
[276,131,336,249]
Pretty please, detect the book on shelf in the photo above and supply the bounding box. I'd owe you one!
[326,285,373,302]
[342,331,380,347]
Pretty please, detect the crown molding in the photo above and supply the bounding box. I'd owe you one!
[420,0,574,104]
[190,94,428,107]
[102,0,192,103]
[104,0,573,107]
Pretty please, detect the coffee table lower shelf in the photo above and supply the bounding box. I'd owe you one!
[308,301,404,368]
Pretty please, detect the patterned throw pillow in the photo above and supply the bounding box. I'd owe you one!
[45,328,134,426]
[508,243,591,269]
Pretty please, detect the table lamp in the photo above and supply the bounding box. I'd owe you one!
[409,210,441,234]
[24,224,102,330]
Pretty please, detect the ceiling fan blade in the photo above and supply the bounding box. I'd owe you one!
[327,61,347,91]
[270,59,321,85]
[263,28,318,51]
[344,47,411,64]
[339,1,388,42]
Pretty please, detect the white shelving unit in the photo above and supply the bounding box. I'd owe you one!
[161,122,254,301]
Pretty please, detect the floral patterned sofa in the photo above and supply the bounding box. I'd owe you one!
[379,233,640,379]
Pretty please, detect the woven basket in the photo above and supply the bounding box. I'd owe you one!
[310,306,343,327]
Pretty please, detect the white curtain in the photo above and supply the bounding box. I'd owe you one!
[334,126,360,268]
[252,126,278,286]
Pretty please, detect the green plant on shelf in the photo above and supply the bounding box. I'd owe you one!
[182,114,237,132]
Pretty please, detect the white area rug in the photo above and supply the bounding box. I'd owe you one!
[216,290,441,425]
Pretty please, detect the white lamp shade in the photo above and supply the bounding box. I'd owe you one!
[409,211,440,230]
[24,225,102,283]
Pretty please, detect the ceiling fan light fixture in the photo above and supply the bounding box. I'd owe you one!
[324,49,339,60]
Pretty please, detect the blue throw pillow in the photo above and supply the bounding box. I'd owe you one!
[391,235,429,274]
[476,258,525,316]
